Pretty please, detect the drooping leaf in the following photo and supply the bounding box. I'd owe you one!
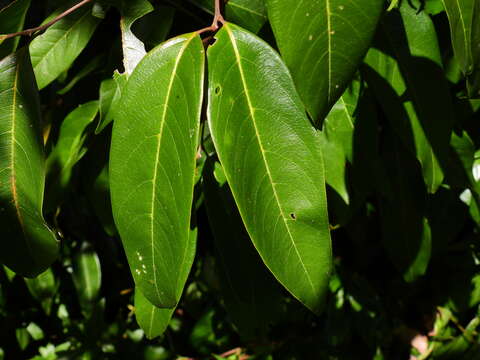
[203,159,282,340]
[207,23,332,314]
[0,48,58,277]
[379,131,432,282]
[442,0,480,97]
[118,0,154,75]
[24,268,56,314]
[29,5,100,90]
[0,0,31,58]
[72,246,102,312]
[45,101,98,211]
[110,33,204,308]
[192,0,267,33]
[135,289,174,339]
[266,0,384,124]
[363,3,454,193]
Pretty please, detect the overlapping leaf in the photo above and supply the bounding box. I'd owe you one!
[0,0,31,58]
[442,0,480,97]
[0,48,58,277]
[207,23,332,314]
[363,3,453,193]
[135,289,174,339]
[29,4,100,89]
[266,0,384,124]
[110,33,204,308]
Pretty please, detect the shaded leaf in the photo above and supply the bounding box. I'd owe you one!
[0,0,31,58]
[72,246,102,311]
[29,4,100,89]
[207,23,332,313]
[135,289,174,340]
[24,268,56,314]
[95,71,127,134]
[0,48,58,277]
[266,0,384,123]
[110,33,204,307]
[442,0,480,97]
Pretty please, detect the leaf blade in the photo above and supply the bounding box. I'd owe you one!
[207,23,332,313]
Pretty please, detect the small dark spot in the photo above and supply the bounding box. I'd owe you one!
[215,86,221,95]
[290,213,296,220]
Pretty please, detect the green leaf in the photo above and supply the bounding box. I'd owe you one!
[72,246,102,311]
[16,328,30,350]
[118,0,154,75]
[442,0,480,97]
[29,5,100,89]
[26,322,44,341]
[131,5,176,49]
[207,23,332,314]
[363,3,453,193]
[110,33,204,308]
[96,71,127,134]
[203,159,282,340]
[266,0,384,123]
[134,289,173,339]
[45,101,98,211]
[0,48,58,277]
[379,132,432,282]
[24,268,56,314]
[0,0,31,59]
[56,54,105,95]
[319,80,361,204]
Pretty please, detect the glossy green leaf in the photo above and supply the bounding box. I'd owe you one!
[24,268,56,314]
[363,3,453,193]
[110,33,204,308]
[45,101,98,210]
[380,132,432,282]
[193,0,267,33]
[0,0,31,58]
[203,159,282,340]
[29,5,100,89]
[207,23,332,314]
[135,289,174,339]
[72,247,102,310]
[0,48,58,277]
[266,0,384,123]
[442,0,480,97]
[118,0,154,75]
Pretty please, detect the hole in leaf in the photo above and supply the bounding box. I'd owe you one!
[290,213,296,220]
[215,86,221,95]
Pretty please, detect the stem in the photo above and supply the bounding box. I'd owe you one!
[0,0,94,41]
[196,0,225,35]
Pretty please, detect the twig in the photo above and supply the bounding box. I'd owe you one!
[196,0,225,35]
[0,0,94,41]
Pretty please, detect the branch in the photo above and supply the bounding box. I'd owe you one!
[196,0,225,35]
[0,0,94,41]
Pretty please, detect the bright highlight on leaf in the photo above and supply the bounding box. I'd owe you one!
[110,33,204,308]
[207,23,332,314]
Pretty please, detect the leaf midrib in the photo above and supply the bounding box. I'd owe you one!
[149,35,195,303]
[224,25,316,296]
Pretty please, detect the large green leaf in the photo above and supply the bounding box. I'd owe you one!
[135,289,173,339]
[118,0,154,75]
[442,0,480,97]
[203,159,282,340]
[110,33,204,308]
[0,48,58,277]
[363,3,453,193]
[29,5,100,89]
[207,23,332,314]
[0,0,31,58]
[266,0,384,124]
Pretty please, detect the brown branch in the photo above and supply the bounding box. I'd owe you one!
[0,0,94,41]
[196,0,225,35]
